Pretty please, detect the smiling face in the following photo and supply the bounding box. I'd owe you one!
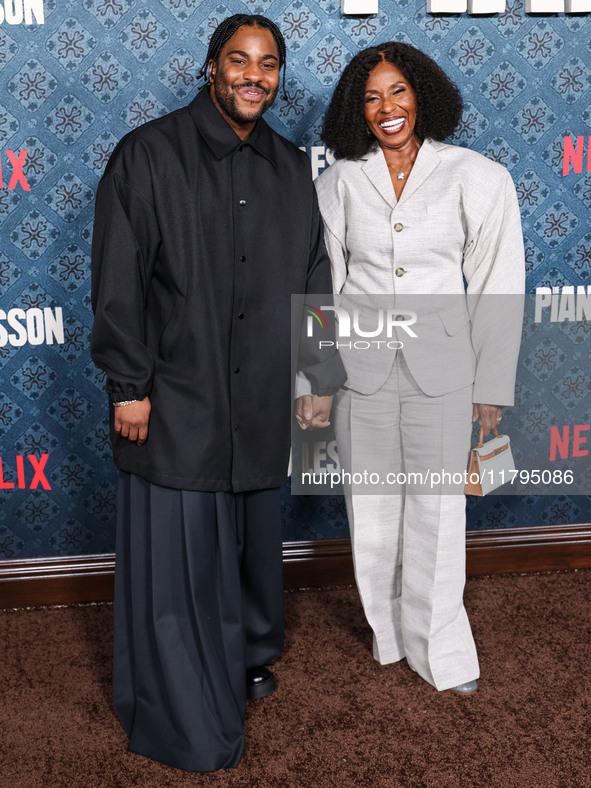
[209,25,280,138]
[364,60,419,152]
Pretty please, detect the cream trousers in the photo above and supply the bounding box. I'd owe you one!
[333,353,480,691]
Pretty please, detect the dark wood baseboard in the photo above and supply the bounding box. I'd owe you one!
[465,524,591,575]
[282,538,354,589]
[0,554,116,608]
[1,524,590,608]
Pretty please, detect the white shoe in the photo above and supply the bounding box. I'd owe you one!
[450,679,478,694]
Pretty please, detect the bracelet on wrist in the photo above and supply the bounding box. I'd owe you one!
[113,399,138,408]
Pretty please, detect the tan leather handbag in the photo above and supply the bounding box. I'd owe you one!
[464,427,515,496]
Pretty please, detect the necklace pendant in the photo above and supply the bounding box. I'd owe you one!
[397,171,405,180]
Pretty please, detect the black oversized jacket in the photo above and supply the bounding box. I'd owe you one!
[90,87,345,492]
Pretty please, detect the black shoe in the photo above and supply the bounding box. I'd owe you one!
[246,666,277,700]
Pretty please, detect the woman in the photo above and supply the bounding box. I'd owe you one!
[315,43,525,693]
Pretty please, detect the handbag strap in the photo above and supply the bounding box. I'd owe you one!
[477,425,500,448]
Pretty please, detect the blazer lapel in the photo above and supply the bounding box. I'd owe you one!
[361,147,396,208]
[396,138,441,209]
[360,139,442,210]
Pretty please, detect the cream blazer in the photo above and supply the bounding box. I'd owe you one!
[314,139,525,406]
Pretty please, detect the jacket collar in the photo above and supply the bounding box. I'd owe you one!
[188,86,277,167]
[361,137,442,209]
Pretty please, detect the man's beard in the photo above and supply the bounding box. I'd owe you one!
[212,72,277,126]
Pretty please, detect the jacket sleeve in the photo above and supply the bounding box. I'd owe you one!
[322,224,348,296]
[296,186,347,397]
[463,170,525,406]
[314,168,349,295]
[90,170,161,402]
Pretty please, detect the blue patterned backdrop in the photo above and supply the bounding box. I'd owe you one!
[0,0,590,559]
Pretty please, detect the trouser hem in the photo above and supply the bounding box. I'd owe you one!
[128,734,245,773]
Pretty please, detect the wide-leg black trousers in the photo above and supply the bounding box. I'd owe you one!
[113,472,284,772]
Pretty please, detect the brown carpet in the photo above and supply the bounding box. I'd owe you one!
[1,570,590,788]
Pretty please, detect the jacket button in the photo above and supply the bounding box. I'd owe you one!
[239,199,246,206]
[234,368,240,374]
[395,267,405,277]
[238,313,245,319]
[394,223,404,232]
[240,255,246,262]
[234,425,239,431]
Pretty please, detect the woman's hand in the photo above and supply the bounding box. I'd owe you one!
[472,403,502,437]
[295,395,333,430]
[114,397,151,445]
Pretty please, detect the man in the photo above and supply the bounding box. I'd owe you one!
[90,14,344,773]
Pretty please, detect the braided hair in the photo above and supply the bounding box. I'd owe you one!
[199,14,287,99]
[321,42,463,160]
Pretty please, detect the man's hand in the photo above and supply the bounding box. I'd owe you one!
[295,395,333,430]
[472,403,502,438]
[114,397,151,445]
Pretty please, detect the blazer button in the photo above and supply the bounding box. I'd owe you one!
[395,267,405,277]
[239,199,246,206]
[394,223,404,232]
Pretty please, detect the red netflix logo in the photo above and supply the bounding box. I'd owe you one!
[549,425,589,461]
[0,454,51,489]
[563,136,591,176]
[0,150,30,191]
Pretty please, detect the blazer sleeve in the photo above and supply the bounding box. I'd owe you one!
[90,171,161,402]
[463,170,525,406]
[314,169,349,295]
[296,186,347,397]
[323,224,348,296]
